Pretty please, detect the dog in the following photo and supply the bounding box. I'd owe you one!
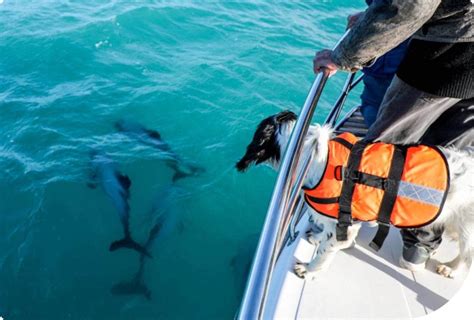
[236,110,474,280]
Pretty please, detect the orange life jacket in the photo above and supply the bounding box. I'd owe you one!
[303,132,449,250]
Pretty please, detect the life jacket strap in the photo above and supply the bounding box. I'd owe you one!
[306,195,339,204]
[337,140,368,241]
[369,224,390,251]
[369,146,407,251]
[332,137,354,150]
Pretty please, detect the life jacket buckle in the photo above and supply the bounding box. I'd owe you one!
[343,168,360,182]
[383,178,398,192]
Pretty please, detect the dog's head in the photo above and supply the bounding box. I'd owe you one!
[236,110,297,172]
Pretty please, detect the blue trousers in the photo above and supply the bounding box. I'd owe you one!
[360,75,394,127]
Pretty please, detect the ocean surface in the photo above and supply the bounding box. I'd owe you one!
[0,1,364,319]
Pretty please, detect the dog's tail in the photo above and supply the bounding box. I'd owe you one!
[109,236,152,258]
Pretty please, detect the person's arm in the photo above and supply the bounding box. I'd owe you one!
[331,0,441,72]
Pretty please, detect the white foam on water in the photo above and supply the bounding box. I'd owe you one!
[94,40,109,48]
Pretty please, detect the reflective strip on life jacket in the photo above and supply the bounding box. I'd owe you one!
[398,181,445,206]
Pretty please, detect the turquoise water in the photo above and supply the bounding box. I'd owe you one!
[0,1,364,319]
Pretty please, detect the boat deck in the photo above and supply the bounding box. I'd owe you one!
[334,107,368,137]
[266,219,468,319]
[263,106,469,319]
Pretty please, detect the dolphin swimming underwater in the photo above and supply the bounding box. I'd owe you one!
[110,214,166,301]
[111,185,186,300]
[114,119,205,181]
[110,257,152,300]
[110,199,172,300]
[89,151,151,258]
[147,185,187,240]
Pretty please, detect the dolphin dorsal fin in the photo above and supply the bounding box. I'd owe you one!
[117,174,132,190]
[145,129,161,140]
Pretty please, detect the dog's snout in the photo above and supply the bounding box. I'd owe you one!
[235,157,251,172]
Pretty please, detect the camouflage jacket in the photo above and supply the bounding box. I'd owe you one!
[332,0,474,71]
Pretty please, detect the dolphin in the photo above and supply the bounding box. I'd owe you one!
[89,151,151,258]
[110,185,186,300]
[114,119,205,181]
[148,185,187,239]
[110,259,152,300]
[110,214,166,301]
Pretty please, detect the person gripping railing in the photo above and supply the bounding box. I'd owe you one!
[237,30,356,320]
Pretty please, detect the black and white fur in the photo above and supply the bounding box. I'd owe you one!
[236,111,474,280]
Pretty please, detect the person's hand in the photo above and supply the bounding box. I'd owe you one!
[313,49,339,76]
[346,11,364,29]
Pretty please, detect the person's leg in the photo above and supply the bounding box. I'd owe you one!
[360,104,378,127]
[421,98,474,149]
[364,76,462,269]
[365,76,461,144]
[359,75,394,127]
[397,99,474,270]
[399,227,444,271]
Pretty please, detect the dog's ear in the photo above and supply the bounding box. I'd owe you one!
[235,120,278,172]
[236,111,296,172]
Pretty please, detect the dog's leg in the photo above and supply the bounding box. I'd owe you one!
[436,254,464,278]
[306,217,326,246]
[294,242,338,280]
[437,234,473,278]
[295,223,361,280]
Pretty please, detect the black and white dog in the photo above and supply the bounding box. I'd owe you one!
[236,111,474,280]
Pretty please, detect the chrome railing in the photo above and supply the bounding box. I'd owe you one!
[238,31,361,320]
[238,70,329,320]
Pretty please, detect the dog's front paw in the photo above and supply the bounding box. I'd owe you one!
[294,262,319,280]
[294,262,309,279]
[306,230,320,246]
[436,264,455,278]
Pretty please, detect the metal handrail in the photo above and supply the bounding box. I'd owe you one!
[238,71,329,320]
[238,31,354,320]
